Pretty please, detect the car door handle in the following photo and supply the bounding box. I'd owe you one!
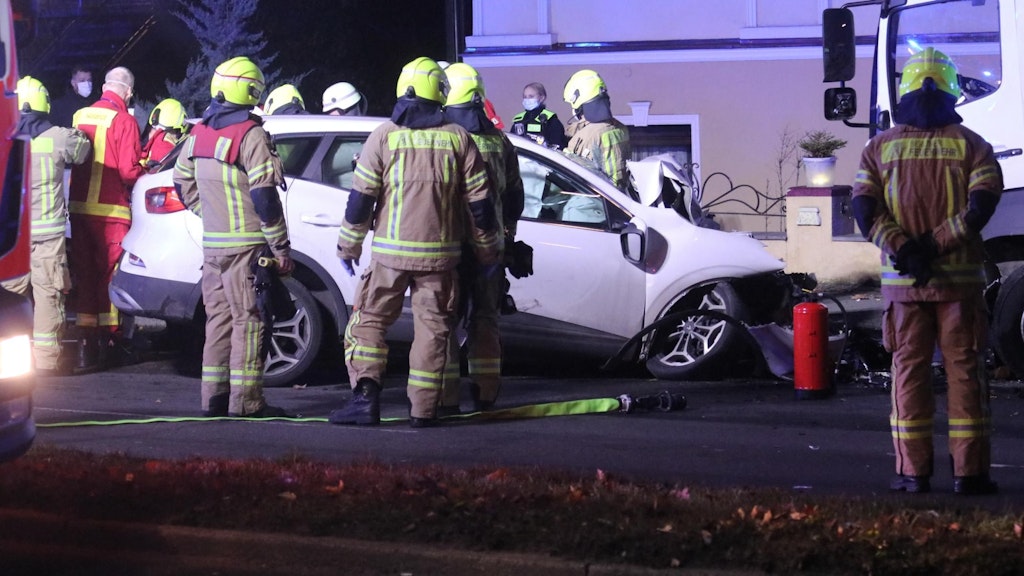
[300,214,343,227]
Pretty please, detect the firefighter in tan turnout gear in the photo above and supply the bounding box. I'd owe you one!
[0,77,90,375]
[329,57,500,428]
[173,56,294,418]
[852,47,1002,495]
[562,69,631,190]
[437,63,524,415]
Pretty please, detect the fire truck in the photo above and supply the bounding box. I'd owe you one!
[822,0,1024,378]
[0,0,36,461]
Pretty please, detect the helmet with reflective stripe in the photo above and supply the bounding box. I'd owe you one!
[17,76,50,114]
[444,63,485,107]
[264,84,304,114]
[563,69,607,109]
[211,56,265,106]
[898,47,961,99]
[322,82,362,113]
[149,98,186,131]
[395,57,447,104]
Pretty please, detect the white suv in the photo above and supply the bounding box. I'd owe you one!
[110,115,790,386]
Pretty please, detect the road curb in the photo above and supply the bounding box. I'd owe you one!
[0,509,763,575]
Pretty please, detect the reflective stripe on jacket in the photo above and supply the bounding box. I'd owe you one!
[173,119,288,257]
[337,120,499,272]
[29,126,91,240]
[566,119,631,190]
[468,128,524,240]
[68,91,145,223]
[852,123,1003,301]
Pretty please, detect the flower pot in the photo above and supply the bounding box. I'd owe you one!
[801,157,837,187]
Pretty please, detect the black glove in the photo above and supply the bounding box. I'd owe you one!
[894,238,933,288]
[505,240,534,279]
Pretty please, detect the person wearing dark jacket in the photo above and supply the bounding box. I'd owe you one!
[509,82,566,149]
[852,47,1003,496]
[50,64,95,128]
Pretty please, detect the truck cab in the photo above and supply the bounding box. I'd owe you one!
[822,0,1024,378]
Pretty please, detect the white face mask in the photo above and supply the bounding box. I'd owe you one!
[522,98,540,111]
[76,81,92,98]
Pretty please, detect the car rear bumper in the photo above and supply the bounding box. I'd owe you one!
[110,267,200,323]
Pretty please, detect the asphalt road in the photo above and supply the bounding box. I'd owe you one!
[28,340,1024,503]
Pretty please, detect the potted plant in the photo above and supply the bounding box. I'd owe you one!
[798,130,847,187]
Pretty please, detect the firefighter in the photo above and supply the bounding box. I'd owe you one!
[0,77,91,375]
[437,63,524,415]
[562,69,631,190]
[852,47,1002,495]
[321,82,367,116]
[68,66,146,370]
[509,82,567,149]
[173,56,294,418]
[329,57,500,428]
[264,84,306,115]
[141,98,187,168]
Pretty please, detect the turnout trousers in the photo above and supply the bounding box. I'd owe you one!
[0,237,69,370]
[883,295,991,478]
[68,216,127,331]
[440,265,503,408]
[200,246,268,416]
[344,261,457,419]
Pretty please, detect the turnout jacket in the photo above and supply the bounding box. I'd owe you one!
[853,123,1003,302]
[68,91,145,223]
[337,120,499,272]
[28,125,92,240]
[141,127,182,167]
[566,118,631,190]
[173,118,290,259]
[468,126,525,240]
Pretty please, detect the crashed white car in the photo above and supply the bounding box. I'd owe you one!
[110,115,792,386]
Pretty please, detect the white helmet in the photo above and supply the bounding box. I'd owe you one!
[322,82,363,114]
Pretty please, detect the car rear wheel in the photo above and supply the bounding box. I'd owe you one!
[263,277,324,387]
[644,283,753,380]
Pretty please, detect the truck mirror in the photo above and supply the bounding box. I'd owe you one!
[823,8,856,82]
[824,87,857,121]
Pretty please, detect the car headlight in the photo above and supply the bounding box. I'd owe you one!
[0,334,32,379]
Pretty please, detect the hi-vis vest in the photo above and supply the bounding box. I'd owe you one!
[185,120,274,250]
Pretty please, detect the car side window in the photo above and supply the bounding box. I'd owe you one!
[273,136,318,177]
[517,154,608,227]
[321,138,365,190]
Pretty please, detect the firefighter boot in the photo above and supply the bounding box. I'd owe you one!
[74,330,100,373]
[328,378,381,425]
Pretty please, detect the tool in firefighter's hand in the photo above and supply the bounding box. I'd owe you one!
[617,390,687,414]
[341,257,359,277]
[505,240,534,279]
[253,249,297,360]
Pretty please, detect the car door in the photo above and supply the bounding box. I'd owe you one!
[509,152,647,339]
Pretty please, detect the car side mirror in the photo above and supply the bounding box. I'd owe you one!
[823,8,856,82]
[620,223,645,264]
[824,87,857,121]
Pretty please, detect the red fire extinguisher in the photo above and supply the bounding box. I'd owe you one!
[793,301,834,399]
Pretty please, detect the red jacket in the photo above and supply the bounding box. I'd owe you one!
[141,127,180,166]
[69,90,145,223]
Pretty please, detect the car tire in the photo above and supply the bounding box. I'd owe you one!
[263,277,324,387]
[644,283,754,380]
[991,266,1024,379]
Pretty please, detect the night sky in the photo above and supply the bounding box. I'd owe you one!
[22,0,451,116]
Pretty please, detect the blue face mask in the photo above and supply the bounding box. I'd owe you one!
[522,98,540,111]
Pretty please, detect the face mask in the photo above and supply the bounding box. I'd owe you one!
[76,81,92,98]
[522,98,540,111]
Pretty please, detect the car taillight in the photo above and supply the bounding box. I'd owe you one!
[145,186,187,214]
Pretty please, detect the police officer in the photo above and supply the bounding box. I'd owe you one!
[321,82,366,116]
[852,47,1002,495]
[141,98,187,168]
[563,69,631,190]
[173,56,294,419]
[437,63,524,415]
[329,57,500,428]
[510,82,567,149]
[264,84,307,115]
[0,77,91,375]
[68,66,145,370]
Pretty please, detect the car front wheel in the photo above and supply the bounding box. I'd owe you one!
[644,283,753,380]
